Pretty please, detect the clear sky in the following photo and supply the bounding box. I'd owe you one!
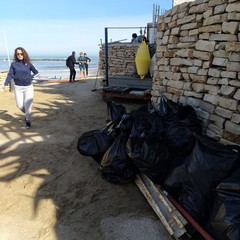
[0,0,173,57]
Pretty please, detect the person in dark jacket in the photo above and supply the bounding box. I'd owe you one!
[83,53,91,76]
[3,47,39,129]
[66,51,78,82]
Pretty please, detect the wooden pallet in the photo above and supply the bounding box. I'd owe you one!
[135,173,189,239]
[100,86,151,101]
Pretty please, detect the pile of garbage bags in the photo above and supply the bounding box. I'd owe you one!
[77,96,240,240]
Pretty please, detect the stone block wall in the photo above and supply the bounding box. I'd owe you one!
[99,43,156,77]
[152,0,240,145]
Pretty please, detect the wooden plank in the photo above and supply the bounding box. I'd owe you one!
[135,174,188,239]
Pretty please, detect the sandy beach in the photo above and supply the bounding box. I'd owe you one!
[0,78,172,240]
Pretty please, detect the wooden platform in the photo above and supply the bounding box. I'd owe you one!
[100,76,152,100]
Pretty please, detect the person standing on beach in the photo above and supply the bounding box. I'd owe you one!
[77,52,87,80]
[3,47,39,129]
[66,51,78,82]
[83,53,91,76]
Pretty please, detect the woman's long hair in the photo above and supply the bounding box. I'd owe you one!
[14,47,31,64]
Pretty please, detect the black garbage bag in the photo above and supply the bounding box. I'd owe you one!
[129,134,170,183]
[206,168,240,240]
[163,155,189,199]
[127,109,163,150]
[177,105,202,134]
[164,122,196,156]
[77,127,114,163]
[180,186,212,226]
[100,136,136,184]
[179,135,240,225]
[163,105,202,156]
[156,95,180,117]
[185,134,240,195]
[107,100,127,125]
[115,113,134,142]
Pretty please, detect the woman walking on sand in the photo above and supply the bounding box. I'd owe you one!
[3,47,39,129]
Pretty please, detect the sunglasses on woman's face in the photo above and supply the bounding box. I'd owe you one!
[17,52,23,56]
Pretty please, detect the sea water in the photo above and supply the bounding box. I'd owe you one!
[0,55,99,79]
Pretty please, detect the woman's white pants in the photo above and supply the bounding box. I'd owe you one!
[14,84,34,121]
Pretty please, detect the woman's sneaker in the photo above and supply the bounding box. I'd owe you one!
[26,121,32,129]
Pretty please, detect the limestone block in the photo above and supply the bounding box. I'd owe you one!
[225,121,240,136]
[171,27,181,35]
[208,68,221,77]
[227,62,240,72]
[197,14,203,22]
[205,85,220,95]
[208,0,227,8]
[209,34,237,42]
[212,57,228,67]
[229,80,240,87]
[226,2,240,13]
[199,33,211,40]
[196,40,216,52]
[213,50,228,58]
[176,49,194,58]
[192,82,206,92]
[167,87,184,96]
[203,93,219,105]
[181,22,202,30]
[203,9,213,19]
[170,58,194,66]
[172,73,182,81]
[182,73,190,80]
[190,74,207,83]
[228,12,240,21]
[222,21,239,34]
[176,42,196,48]
[210,114,225,128]
[184,90,204,98]
[188,66,200,74]
[169,35,179,44]
[198,69,208,75]
[187,97,201,107]
[233,89,240,100]
[194,59,203,66]
[228,53,240,62]
[207,77,220,85]
[215,106,233,119]
[218,78,229,85]
[177,14,196,25]
[226,42,240,52]
[184,82,192,90]
[203,61,211,68]
[189,29,199,36]
[218,96,238,110]
[195,107,210,119]
[220,86,236,97]
[222,130,240,145]
[203,13,228,26]
[193,50,212,60]
[208,123,223,135]
[189,3,208,14]
[214,4,227,15]
[180,30,189,37]
[180,35,199,42]
[232,113,240,124]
